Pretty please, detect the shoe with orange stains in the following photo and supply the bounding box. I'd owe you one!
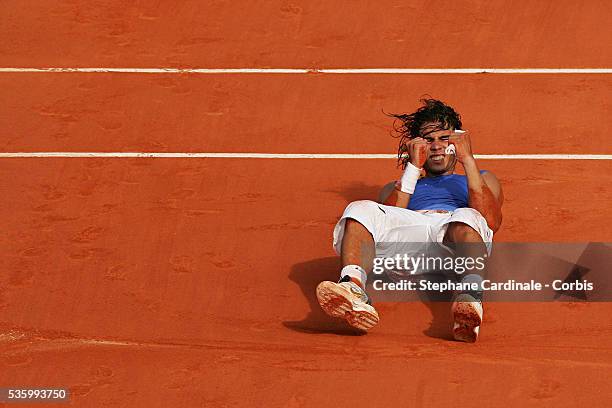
[452,292,483,343]
[316,276,379,331]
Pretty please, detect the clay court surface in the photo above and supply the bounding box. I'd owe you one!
[1,1,612,407]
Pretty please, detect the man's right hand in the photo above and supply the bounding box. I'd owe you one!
[408,137,428,168]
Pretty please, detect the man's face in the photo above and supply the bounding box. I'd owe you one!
[418,123,455,175]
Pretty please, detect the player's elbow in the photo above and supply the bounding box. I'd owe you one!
[378,181,396,204]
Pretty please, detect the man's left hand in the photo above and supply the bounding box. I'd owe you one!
[448,131,475,164]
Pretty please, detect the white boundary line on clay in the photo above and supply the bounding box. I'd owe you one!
[0,152,610,160]
[1,67,611,74]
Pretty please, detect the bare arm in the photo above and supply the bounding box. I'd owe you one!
[379,181,411,208]
[463,159,504,232]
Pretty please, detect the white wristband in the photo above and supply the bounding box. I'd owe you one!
[400,162,421,194]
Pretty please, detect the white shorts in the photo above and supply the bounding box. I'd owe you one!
[332,200,493,273]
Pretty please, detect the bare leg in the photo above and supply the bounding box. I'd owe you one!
[341,219,375,276]
[443,222,487,343]
[316,218,379,330]
[443,221,486,245]
[443,222,487,278]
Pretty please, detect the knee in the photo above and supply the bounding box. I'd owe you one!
[444,222,482,243]
[344,200,383,217]
[341,200,385,238]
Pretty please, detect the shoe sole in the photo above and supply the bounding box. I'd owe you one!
[452,295,483,343]
[316,281,379,331]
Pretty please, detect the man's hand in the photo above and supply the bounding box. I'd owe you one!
[448,131,475,164]
[408,137,428,168]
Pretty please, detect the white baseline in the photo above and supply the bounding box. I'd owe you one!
[0,152,610,160]
[0,68,611,74]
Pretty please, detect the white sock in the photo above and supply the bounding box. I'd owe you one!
[340,265,367,287]
[461,273,484,292]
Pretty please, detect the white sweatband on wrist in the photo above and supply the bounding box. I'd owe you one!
[400,162,421,194]
[446,129,465,155]
[340,265,367,286]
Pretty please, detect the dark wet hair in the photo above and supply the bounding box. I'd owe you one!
[387,98,462,169]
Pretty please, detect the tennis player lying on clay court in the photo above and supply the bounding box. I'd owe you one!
[316,98,503,342]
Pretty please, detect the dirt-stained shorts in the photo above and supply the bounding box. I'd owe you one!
[332,200,493,275]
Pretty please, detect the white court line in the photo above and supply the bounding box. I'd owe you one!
[0,68,612,74]
[0,152,610,160]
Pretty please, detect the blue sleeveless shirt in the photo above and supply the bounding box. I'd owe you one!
[407,171,486,211]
